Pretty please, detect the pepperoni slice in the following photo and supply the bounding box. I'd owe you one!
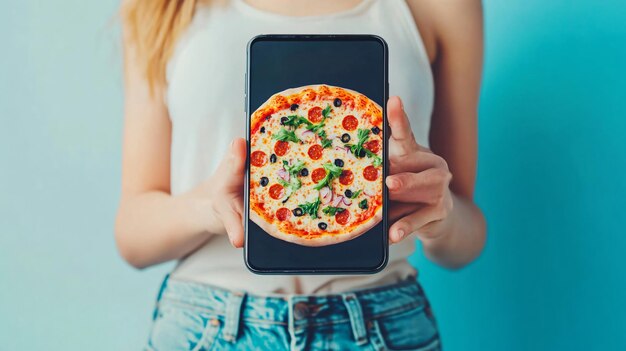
[269,184,285,200]
[276,207,291,221]
[308,106,323,123]
[363,165,379,181]
[308,144,324,160]
[311,168,327,183]
[335,209,350,225]
[250,151,267,167]
[342,115,358,131]
[364,139,381,154]
[339,170,354,186]
[274,141,290,156]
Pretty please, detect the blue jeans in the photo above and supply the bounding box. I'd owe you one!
[146,276,441,351]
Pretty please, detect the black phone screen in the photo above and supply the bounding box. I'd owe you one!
[245,35,388,274]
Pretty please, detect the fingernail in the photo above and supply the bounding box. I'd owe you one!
[387,178,399,190]
[398,97,404,110]
[396,229,406,241]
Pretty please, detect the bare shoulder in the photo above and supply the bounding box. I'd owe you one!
[404,0,483,62]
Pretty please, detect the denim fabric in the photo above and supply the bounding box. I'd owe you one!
[145,276,440,351]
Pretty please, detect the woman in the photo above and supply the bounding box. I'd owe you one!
[116,0,486,349]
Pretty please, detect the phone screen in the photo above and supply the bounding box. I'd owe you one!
[245,35,388,274]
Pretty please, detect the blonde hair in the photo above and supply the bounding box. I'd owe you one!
[121,0,198,93]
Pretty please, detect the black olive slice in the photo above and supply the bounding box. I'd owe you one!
[260,177,269,187]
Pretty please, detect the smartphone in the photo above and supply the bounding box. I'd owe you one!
[244,35,389,274]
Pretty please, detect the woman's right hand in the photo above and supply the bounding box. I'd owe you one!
[192,138,248,248]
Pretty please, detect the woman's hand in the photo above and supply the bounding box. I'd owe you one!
[191,138,248,248]
[386,96,454,244]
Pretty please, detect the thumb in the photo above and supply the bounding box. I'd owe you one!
[223,138,247,190]
[221,199,244,248]
[387,96,418,155]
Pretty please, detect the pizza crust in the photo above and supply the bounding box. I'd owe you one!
[251,84,383,132]
[251,207,382,247]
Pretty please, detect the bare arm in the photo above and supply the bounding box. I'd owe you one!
[115,24,246,269]
[388,0,486,268]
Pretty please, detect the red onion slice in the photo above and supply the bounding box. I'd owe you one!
[277,168,290,182]
[332,195,344,207]
[335,146,351,156]
[320,187,333,204]
[342,197,352,206]
[299,129,315,142]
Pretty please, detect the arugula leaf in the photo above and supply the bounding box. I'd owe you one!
[323,162,344,178]
[313,162,344,190]
[357,128,370,140]
[362,148,383,167]
[289,177,301,191]
[322,105,332,118]
[344,129,369,157]
[278,168,302,201]
[349,190,363,199]
[320,137,333,149]
[301,105,334,148]
[284,159,305,175]
[372,155,383,168]
[299,198,321,219]
[307,123,333,148]
[283,115,311,128]
[313,173,330,191]
[278,177,300,191]
[313,176,330,191]
[322,206,345,216]
[345,128,382,166]
[272,128,300,143]
[308,123,326,133]
[358,199,368,209]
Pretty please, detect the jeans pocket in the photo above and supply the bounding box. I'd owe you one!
[369,306,440,351]
[146,301,222,351]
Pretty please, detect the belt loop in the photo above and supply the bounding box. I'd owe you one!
[287,295,297,351]
[222,290,246,343]
[342,293,368,346]
[152,273,170,320]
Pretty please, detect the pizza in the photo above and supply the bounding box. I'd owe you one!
[249,84,384,247]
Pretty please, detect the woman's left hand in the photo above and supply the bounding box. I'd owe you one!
[386,96,454,244]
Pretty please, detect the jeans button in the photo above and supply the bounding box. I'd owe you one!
[293,302,309,320]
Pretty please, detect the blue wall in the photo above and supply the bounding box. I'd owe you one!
[1,1,625,350]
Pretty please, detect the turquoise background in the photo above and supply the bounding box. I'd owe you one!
[1,0,625,350]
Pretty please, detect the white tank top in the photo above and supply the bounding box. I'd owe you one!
[167,0,434,294]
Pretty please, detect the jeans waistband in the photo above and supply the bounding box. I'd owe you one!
[157,276,425,326]
[155,275,426,346]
